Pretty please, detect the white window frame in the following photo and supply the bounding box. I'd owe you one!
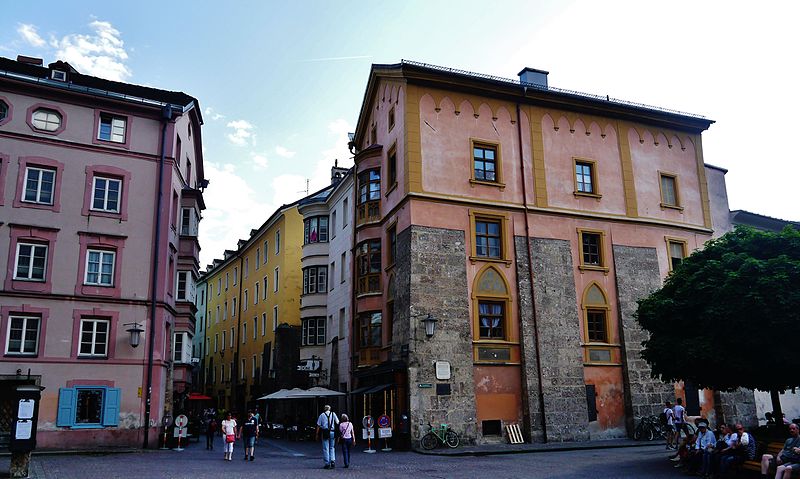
[233,267,238,286]
[230,327,235,348]
[273,306,278,331]
[5,315,40,355]
[275,231,280,255]
[252,355,257,378]
[254,282,259,304]
[91,176,122,213]
[242,322,247,344]
[84,249,116,286]
[261,313,267,337]
[243,290,248,311]
[180,207,199,236]
[274,267,279,292]
[23,166,56,205]
[263,241,268,264]
[78,318,110,358]
[176,271,189,301]
[263,277,268,299]
[97,113,126,143]
[14,242,48,281]
[31,109,61,131]
[253,317,257,340]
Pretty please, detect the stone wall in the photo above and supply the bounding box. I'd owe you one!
[403,226,477,444]
[612,245,675,429]
[717,389,758,428]
[515,236,590,442]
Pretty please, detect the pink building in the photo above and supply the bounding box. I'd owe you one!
[0,56,205,448]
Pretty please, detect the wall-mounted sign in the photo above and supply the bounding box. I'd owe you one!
[435,361,451,380]
[15,420,32,440]
[297,357,321,371]
[418,383,433,388]
[18,399,34,420]
[378,427,392,438]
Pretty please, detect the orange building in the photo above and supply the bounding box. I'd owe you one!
[347,61,750,445]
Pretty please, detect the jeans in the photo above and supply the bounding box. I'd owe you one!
[701,449,714,475]
[341,438,353,466]
[322,431,336,465]
[206,433,214,450]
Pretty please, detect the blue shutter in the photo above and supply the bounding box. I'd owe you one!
[57,388,75,427]
[102,388,120,426]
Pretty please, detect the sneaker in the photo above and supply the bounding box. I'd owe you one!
[323,465,331,470]
[331,462,336,469]
[250,456,254,461]
[674,463,683,468]
[670,456,681,462]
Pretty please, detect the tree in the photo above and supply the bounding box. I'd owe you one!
[636,226,800,423]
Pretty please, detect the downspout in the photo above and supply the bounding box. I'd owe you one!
[516,100,547,443]
[233,255,244,411]
[143,104,173,448]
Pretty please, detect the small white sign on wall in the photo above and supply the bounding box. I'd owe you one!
[435,361,451,380]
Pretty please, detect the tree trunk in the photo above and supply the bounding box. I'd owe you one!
[771,389,784,425]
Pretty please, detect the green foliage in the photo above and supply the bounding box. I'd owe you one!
[636,226,800,392]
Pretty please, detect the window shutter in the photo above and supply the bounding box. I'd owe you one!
[57,388,76,427]
[102,388,121,426]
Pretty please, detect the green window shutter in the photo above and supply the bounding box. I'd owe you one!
[102,387,120,426]
[57,388,75,427]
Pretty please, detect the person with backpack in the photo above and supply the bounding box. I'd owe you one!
[662,400,676,450]
[241,411,259,461]
[316,405,339,469]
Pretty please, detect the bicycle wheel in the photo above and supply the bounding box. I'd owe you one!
[645,426,655,441]
[421,432,438,450]
[633,424,643,440]
[445,430,460,448]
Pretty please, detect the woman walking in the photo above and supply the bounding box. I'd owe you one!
[221,412,238,461]
[338,414,356,468]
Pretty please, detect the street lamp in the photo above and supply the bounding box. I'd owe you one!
[421,314,438,339]
[125,323,144,348]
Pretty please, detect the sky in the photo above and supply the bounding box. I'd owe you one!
[3,1,798,266]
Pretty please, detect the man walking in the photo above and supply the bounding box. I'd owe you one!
[316,405,339,469]
[663,400,675,449]
[673,398,687,448]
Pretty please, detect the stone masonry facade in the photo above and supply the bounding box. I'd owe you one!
[612,245,675,429]
[402,226,478,445]
[516,236,591,442]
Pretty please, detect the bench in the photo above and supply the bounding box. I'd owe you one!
[741,441,783,474]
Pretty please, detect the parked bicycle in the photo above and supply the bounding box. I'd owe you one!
[421,422,460,450]
[633,415,667,441]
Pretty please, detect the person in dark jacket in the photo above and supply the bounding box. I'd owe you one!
[241,411,259,461]
[206,416,218,450]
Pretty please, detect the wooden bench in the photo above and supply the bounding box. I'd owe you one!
[741,441,783,474]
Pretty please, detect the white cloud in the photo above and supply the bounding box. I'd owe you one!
[51,20,131,81]
[251,153,268,169]
[199,162,274,266]
[226,119,255,146]
[204,107,225,121]
[17,24,45,47]
[274,146,296,158]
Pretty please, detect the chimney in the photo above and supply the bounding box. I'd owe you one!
[17,55,43,66]
[518,67,549,89]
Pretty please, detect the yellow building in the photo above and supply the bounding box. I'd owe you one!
[201,203,303,412]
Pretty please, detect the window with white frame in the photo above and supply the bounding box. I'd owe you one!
[232,298,237,317]
[180,208,199,236]
[263,277,268,299]
[91,177,121,213]
[263,241,268,264]
[23,166,55,204]
[14,242,47,281]
[262,313,267,337]
[242,322,247,344]
[243,290,248,311]
[253,317,257,340]
[302,266,328,295]
[254,282,259,303]
[275,231,280,254]
[78,318,110,357]
[214,333,218,352]
[221,331,226,350]
[173,332,191,363]
[230,327,235,347]
[31,108,61,132]
[85,249,115,286]
[273,306,278,331]
[274,267,279,292]
[304,216,329,244]
[256,248,260,268]
[5,315,40,355]
[233,267,238,286]
[244,258,249,278]
[176,271,191,301]
[301,317,326,346]
[241,359,246,380]
[252,355,257,378]
[97,114,126,143]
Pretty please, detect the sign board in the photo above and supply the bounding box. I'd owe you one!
[377,415,391,428]
[15,420,32,440]
[435,361,451,380]
[173,426,187,438]
[378,427,392,438]
[362,415,374,429]
[297,357,321,371]
[175,414,188,428]
[18,399,35,420]
[418,383,433,388]
[362,428,375,439]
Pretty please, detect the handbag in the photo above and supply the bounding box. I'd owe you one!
[226,434,236,443]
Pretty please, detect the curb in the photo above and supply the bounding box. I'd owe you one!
[0,448,148,457]
[413,440,662,457]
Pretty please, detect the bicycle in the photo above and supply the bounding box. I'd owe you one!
[633,415,667,441]
[421,422,460,450]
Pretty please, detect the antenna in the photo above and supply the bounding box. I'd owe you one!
[298,179,309,196]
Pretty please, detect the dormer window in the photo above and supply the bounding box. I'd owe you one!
[51,70,67,82]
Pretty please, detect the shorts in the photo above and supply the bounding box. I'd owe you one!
[665,424,676,432]
[245,436,256,447]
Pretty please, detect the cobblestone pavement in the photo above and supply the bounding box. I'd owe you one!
[20,439,682,479]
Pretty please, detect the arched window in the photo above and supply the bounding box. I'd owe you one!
[472,266,511,341]
[582,283,610,344]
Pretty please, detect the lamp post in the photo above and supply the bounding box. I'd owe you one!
[125,323,145,348]
[420,314,437,339]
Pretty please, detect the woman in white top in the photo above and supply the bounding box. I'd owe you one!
[220,412,238,461]
[338,414,356,468]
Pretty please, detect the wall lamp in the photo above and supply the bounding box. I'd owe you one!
[421,314,438,339]
[125,322,145,348]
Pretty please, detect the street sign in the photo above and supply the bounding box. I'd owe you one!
[362,415,374,429]
[378,427,392,438]
[362,428,375,439]
[173,427,187,438]
[377,415,391,428]
[418,383,433,388]
[175,414,188,428]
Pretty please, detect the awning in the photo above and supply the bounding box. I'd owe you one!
[257,387,344,400]
[351,383,393,395]
[298,387,346,398]
[186,392,212,401]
